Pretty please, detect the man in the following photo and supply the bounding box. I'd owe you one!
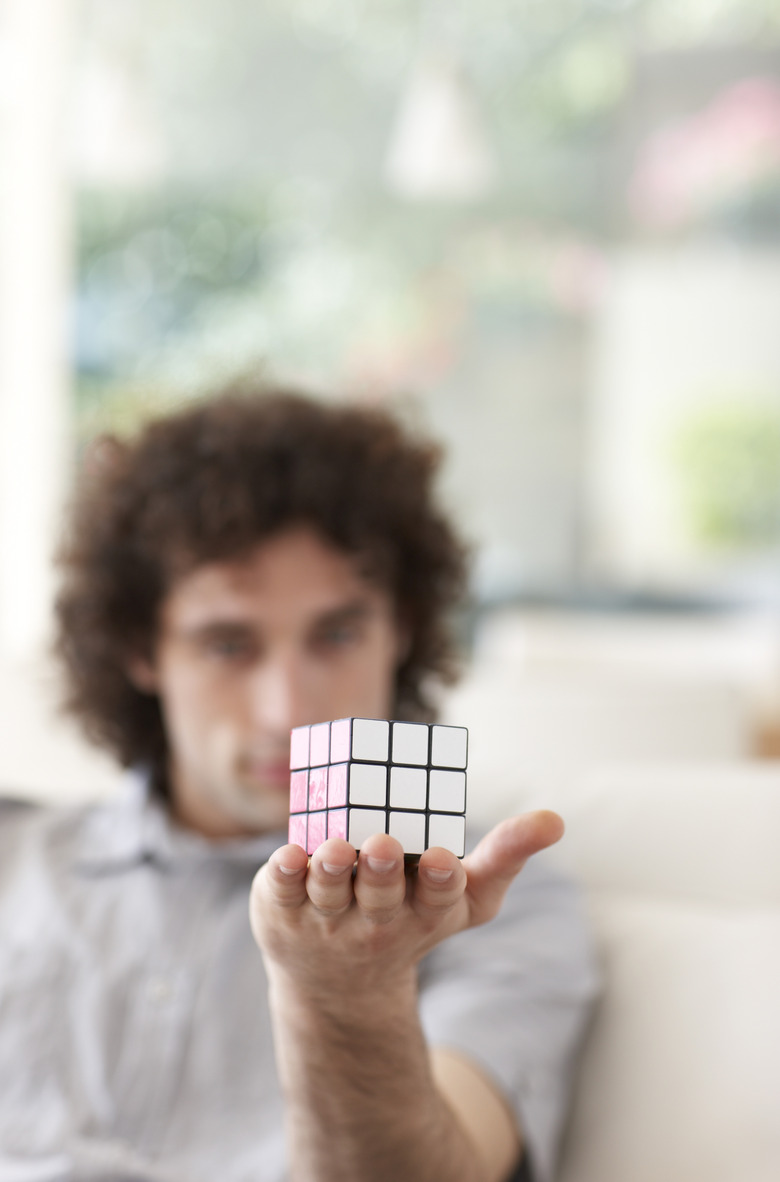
[0,385,597,1182]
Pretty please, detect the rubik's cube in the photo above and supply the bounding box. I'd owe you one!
[288,717,468,858]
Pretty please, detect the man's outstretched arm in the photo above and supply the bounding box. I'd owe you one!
[249,811,564,1182]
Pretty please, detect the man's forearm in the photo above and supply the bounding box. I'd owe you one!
[267,967,491,1182]
[251,820,561,1182]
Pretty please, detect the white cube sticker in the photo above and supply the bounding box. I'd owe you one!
[428,769,466,813]
[351,718,390,762]
[391,722,429,766]
[428,813,466,857]
[348,808,387,848]
[431,725,468,769]
[389,765,427,810]
[388,810,426,854]
[348,763,387,807]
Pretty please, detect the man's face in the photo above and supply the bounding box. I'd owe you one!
[134,527,406,839]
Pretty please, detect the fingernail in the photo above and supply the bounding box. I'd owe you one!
[322,861,349,876]
[365,855,397,874]
[425,867,453,883]
[278,864,300,876]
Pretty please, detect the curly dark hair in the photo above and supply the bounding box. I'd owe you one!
[54,381,470,797]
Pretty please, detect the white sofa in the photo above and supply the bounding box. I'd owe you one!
[547,763,780,1182]
[437,611,780,1179]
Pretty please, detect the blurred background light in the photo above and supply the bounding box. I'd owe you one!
[72,53,167,187]
[385,56,496,200]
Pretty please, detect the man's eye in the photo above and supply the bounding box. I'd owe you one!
[316,625,359,648]
[204,635,254,659]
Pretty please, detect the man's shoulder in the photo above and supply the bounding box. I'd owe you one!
[0,791,119,875]
[0,793,41,817]
[0,793,60,839]
[0,791,98,827]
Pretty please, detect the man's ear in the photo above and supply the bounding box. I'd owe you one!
[126,653,159,695]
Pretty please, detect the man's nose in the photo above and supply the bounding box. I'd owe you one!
[247,653,313,735]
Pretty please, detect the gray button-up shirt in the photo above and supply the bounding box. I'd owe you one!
[0,775,598,1182]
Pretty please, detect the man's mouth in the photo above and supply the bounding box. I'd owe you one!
[242,759,290,790]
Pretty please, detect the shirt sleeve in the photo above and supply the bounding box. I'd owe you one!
[417,853,600,1182]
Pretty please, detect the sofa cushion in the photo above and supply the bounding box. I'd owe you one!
[551,765,780,1182]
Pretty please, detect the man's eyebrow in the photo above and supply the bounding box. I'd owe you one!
[172,600,378,637]
[177,618,257,638]
[311,600,376,628]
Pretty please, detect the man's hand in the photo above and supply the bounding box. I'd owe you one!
[249,811,564,1182]
[249,810,564,1000]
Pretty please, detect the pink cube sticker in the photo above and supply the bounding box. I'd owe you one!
[330,718,351,763]
[328,763,348,808]
[289,813,307,848]
[289,770,308,814]
[306,811,327,855]
[290,725,310,770]
[308,766,328,811]
[309,722,330,766]
[327,808,348,841]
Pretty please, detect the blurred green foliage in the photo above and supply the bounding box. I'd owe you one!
[73,0,780,434]
[79,189,272,287]
[74,188,277,427]
[676,400,780,548]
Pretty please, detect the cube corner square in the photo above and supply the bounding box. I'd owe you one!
[327,808,348,842]
[289,725,310,770]
[391,721,429,766]
[329,718,352,764]
[351,718,390,762]
[347,807,387,849]
[427,812,466,857]
[431,725,468,769]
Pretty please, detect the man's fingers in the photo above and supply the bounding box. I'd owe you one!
[464,811,564,927]
[253,813,562,950]
[413,848,467,918]
[307,839,357,915]
[254,842,310,910]
[353,834,407,924]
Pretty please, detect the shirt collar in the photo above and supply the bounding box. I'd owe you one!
[75,769,286,873]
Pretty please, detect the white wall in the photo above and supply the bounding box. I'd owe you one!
[0,0,74,660]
